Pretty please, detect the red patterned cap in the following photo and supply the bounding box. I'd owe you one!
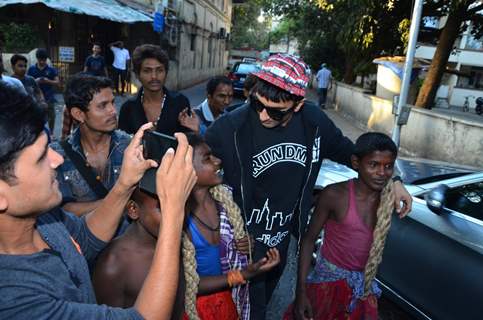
[253,54,311,97]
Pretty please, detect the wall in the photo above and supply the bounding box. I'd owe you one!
[333,82,483,168]
[449,87,483,110]
[120,0,232,90]
[174,0,231,88]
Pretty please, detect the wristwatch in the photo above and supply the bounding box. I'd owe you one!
[392,175,403,183]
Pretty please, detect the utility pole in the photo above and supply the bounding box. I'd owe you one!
[391,0,424,147]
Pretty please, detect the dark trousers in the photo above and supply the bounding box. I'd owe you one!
[318,88,328,108]
[112,67,127,94]
[249,240,289,320]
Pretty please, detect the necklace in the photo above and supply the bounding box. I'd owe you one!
[192,213,220,232]
[141,90,166,126]
[82,139,110,182]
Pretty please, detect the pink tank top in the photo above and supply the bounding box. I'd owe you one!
[321,179,373,271]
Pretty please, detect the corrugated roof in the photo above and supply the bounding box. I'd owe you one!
[0,0,153,23]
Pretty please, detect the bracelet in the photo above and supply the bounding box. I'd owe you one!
[227,270,246,287]
[392,175,403,183]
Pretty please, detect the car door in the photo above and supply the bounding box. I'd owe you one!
[377,176,483,320]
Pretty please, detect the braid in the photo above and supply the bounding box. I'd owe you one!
[209,184,247,241]
[182,184,249,319]
[362,180,395,296]
[182,232,200,320]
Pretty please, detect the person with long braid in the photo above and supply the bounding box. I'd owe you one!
[181,133,280,320]
[284,132,398,320]
[92,133,280,320]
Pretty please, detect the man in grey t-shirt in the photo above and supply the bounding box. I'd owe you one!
[0,81,196,319]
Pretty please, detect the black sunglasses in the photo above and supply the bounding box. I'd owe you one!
[250,95,295,121]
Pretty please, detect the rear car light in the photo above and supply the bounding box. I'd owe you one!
[228,72,239,81]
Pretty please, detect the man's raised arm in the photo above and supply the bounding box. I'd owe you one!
[85,123,157,241]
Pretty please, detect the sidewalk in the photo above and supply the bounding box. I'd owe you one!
[305,87,365,142]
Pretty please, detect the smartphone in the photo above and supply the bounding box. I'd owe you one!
[139,130,178,194]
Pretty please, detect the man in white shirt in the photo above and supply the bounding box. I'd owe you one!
[109,41,130,96]
[315,63,332,109]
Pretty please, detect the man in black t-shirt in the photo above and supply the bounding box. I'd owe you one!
[118,44,195,136]
[205,54,413,319]
[84,43,108,77]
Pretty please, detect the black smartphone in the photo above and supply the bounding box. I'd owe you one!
[139,130,178,194]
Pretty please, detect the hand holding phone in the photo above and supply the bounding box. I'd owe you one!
[140,130,178,194]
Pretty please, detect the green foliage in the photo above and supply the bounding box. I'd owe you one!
[231,0,270,50]
[423,0,483,39]
[269,19,297,44]
[0,22,39,52]
[260,0,412,82]
[398,18,411,49]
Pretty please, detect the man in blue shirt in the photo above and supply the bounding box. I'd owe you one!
[27,48,60,131]
[0,81,197,319]
[51,74,130,218]
[315,63,332,109]
[84,43,108,77]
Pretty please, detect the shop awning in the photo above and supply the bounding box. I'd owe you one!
[0,0,153,23]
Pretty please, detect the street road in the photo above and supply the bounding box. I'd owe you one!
[52,80,415,320]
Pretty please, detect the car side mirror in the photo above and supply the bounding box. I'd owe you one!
[425,184,449,215]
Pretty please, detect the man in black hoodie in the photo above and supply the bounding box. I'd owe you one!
[205,53,412,319]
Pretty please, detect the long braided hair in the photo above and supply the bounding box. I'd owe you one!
[182,134,249,319]
[362,180,394,296]
[352,132,398,297]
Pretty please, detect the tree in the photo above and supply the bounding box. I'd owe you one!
[231,0,270,50]
[0,22,39,52]
[261,0,412,83]
[415,1,483,109]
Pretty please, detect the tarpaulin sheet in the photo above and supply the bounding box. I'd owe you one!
[373,57,421,82]
[0,0,152,23]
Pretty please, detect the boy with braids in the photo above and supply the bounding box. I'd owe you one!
[284,132,398,320]
[93,133,280,320]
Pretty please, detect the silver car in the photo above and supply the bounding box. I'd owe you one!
[314,158,483,320]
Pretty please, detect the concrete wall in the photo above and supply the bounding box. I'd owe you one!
[332,82,483,168]
[449,87,483,111]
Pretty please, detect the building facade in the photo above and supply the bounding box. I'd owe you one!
[0,0,232,91]
[132,0,232,89]
[415,17,483,110]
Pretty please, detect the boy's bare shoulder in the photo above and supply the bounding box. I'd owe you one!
[95,236,137,276]
[320,181,349,202]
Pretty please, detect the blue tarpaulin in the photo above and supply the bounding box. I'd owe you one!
[0,0,153,23]
[373,57,421,83]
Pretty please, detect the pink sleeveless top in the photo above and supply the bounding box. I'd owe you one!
[321,179,373,271]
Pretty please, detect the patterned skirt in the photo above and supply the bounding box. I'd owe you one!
[283,280,378,320]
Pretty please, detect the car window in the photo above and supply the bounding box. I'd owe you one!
[235,63,259,74]
[445,182,483,221]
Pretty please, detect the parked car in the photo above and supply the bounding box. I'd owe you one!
[227,62,260,95]
[314,158,483,320]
